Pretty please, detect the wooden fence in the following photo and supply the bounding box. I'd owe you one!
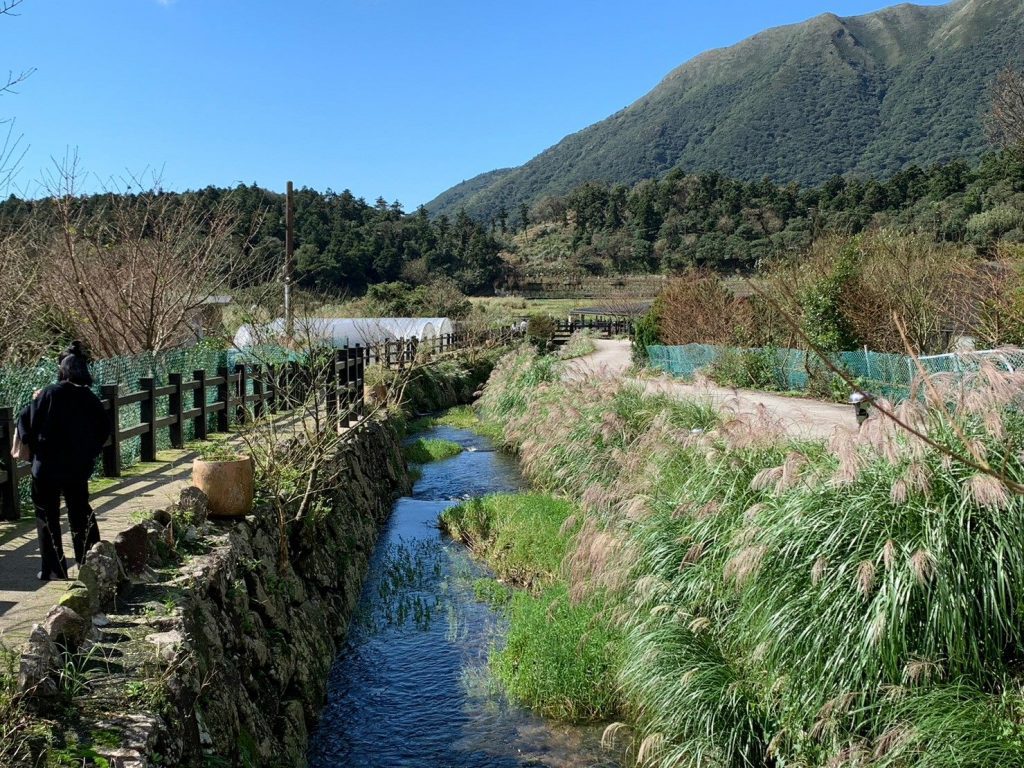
[551,318,633,346]
[0,345,370,521]
[0,328,518,521]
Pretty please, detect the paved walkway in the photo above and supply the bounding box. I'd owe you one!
[0,451,196,650]
[566,339,854,440]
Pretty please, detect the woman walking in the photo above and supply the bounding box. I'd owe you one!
[16,341,111,580]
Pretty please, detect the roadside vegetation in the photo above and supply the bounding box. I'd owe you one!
[470,342,1024,767]
[556,329,598,360]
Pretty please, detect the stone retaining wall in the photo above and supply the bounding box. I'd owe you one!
[15,417,409,767]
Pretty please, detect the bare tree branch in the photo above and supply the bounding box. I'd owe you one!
[38,155,273,356]
[987,66,1024,158]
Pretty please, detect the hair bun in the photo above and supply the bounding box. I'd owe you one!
[61,340,88,362]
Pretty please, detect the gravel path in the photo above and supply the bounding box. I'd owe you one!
[565,339,855,440]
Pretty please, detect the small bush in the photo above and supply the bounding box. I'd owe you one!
[526,314,557,352]
[707,347,781,390]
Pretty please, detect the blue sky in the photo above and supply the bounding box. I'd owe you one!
[0,0,948,208]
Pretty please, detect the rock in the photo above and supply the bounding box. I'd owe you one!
[176,486,209,527]
[93,747,145,768]
[18,624,59,698]
[183,525,199,543]
[145,629,183,662]
[42,605,89,650]
[58,581,93,619]
[79,540,125,614]
[114,524,150,574]
[142,518,173,561]
[152,508,172,527]
[92,613,110,627]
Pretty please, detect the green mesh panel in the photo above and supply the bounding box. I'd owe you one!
[645,345,1022,401]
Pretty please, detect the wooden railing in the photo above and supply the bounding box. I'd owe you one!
[0,328,521,521]
[551,318,633,345]
[0,346,368,521]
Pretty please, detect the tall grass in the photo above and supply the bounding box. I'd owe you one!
[477,349,1024,767]
[441,492,622,721]
[557,329,598,360]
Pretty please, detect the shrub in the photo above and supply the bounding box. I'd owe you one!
[526,314,557,352]
[707,347,781,390]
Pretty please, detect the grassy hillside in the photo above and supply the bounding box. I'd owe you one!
[427,0,1024,221]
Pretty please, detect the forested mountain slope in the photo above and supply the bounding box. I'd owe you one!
[427,0,1024,221]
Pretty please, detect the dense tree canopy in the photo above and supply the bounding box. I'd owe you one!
[513,151,1024,276]
[0,185,507,297]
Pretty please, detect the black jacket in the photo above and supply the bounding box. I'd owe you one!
[17,382,112,481]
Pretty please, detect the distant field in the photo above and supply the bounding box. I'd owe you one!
[469,297,591,318]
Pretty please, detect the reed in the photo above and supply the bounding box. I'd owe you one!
[477,346,1024,767]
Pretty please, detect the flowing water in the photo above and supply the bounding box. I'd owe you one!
[307,425,621,768]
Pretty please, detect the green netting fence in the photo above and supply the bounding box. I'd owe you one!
[646,344,1024,401]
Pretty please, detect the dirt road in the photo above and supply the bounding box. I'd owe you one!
[566,339,854,440]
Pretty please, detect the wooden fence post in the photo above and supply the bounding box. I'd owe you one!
[235,363,248,424]
[266,364,278,414]
[168,373,184,449]
[288,360,303,406]
[325,351,339,421]
[193,370,209,440]
[340,347,352,411]
[252,365,265,418]
[0,407,19,521]
[354,344,364,415]
[216,366,231,433]
[139,376,158,463]
[101,384,121,477]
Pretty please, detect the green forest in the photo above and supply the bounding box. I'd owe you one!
[513,151,1024,276]
[0,187,506,296]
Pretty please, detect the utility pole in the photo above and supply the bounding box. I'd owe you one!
[284,180,294,339]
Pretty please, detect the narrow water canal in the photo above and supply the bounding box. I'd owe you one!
[307,425,620,767]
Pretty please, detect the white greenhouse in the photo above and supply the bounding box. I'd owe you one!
[232,317,454,350]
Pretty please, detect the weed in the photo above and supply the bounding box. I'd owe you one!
[472,578,511,605]
[439,494,577,591]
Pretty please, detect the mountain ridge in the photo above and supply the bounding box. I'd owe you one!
[426,0,1023,221]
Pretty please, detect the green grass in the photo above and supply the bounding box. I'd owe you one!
[441,493,621,721]
[472,578,511,605]
[406,405,499,438]
[471,346,1024,766]
[491,584,621,723]
[556,330,598,360]
[403,438,463,464]
[439,493,576,590]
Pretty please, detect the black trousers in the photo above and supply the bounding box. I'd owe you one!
[31,474,100,577]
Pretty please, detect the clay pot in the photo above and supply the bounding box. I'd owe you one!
[191,456,255,518]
